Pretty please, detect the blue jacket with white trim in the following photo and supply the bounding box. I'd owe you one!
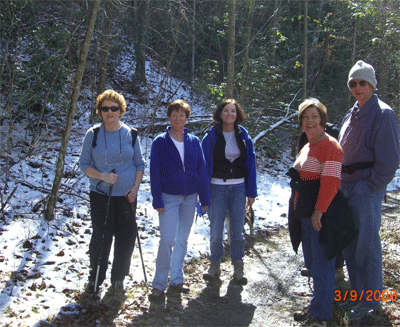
[150,127,210,209]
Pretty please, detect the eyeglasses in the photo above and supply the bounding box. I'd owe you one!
[170,114,187,120]
[101,106,120,112]
[302,114,320,121]
[349,80,367,88]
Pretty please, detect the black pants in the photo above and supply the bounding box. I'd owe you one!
[89,191,137,285]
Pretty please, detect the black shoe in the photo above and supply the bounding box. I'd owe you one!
[167,283,190,297]
[110,280,124,294]
[294,306,310,321]
[301,268,312,277]
[148,288,165,301]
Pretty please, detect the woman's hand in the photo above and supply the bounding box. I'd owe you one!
[201,205,209,213]
[311,209,323,231]
[156,208,165,214]
[102,172,119,184]
[125,185,139,203]
[247,197,255,207]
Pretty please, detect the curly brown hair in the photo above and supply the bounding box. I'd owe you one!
[95,90,127,118]
[213,99,246,125]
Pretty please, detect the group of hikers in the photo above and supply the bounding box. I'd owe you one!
[79,60,399,326]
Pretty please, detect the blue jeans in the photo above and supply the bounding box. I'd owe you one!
[301,217,336,321]
[152,193,197,291]
[208,183,246,264]
[341,179,385,306]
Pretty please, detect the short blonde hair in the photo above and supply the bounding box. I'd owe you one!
[298,98,327,128]
[96,90,127,118]
[167,99,191,118]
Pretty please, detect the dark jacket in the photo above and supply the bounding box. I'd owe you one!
[287,167,358,260]
[201,124,257,198]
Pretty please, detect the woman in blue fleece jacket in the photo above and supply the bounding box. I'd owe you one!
[201,99,257,283]
[149,100,210,299]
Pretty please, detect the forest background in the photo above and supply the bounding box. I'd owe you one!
[1,1,400,325]
[1,0,400,222]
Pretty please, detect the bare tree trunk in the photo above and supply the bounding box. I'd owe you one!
[347,17,357,108]
[226,0,236,98]
[97,0,113,96]
[302,0,308,100]
[132,0,150,91]
[308,0,325,80]
[191,0,196,88]
[271,0,280,64]
[239,0,254,102]
[310,0,337,95]
[45,0,101,221]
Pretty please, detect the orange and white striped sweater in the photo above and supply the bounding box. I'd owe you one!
[294,135,344,213]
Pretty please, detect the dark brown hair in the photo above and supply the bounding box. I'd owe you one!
[213,99,246,124]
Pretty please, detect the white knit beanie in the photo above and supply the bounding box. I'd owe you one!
[348,60,377,90]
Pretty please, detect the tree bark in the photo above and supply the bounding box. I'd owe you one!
[239,0,254,102]
[191,0,196,88]
[45,0,101,221]
[132,0,150,91]
[97,0,113,96]
[226,0,236,98]
[302,0,308,100]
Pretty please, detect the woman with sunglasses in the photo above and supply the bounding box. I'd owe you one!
[79,89,145,294]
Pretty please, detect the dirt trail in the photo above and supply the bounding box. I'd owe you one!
[50,191,400,327]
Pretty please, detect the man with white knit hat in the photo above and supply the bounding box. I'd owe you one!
[338,60,400,320]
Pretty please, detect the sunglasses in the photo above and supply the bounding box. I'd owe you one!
[101,106,120,112]
[349,80,367,88]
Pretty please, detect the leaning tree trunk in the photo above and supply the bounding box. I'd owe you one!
[45,0,101,221]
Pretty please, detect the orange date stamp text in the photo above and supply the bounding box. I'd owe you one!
[334,290,397,302]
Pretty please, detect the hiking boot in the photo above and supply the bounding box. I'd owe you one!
[111,280,124,294]
[301,268,312,277]
[339,299,358,311]
[334,267,345,282]
[294,305,310,321]
[148,288,165,301]
[233,259,247,284]
[203,261,221,280]
[167,283,190,297]
[344,302,382,320]
[300,315,327,326]
[85,279,100,293]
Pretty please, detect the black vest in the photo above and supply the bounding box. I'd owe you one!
[212,125,246,181]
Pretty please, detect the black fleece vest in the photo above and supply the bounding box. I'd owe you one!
[212,125,246,181]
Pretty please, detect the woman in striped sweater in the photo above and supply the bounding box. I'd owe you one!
[293,98,343,326]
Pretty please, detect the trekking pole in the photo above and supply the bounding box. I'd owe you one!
[93,169,115,299]
[130,201,149,292]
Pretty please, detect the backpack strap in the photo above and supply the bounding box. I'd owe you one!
[92,125,101,148]
[130,127,138,148]
[92,125,138,149]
